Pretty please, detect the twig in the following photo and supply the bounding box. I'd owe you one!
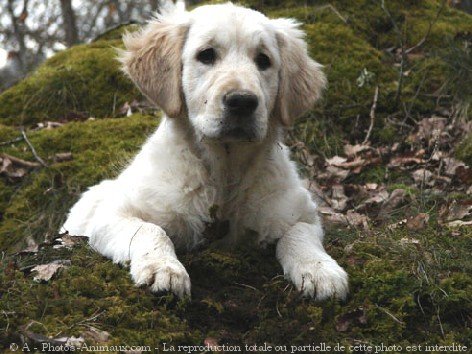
[1,153,41,168]
[234,283,259,292]
[404,70,428,123]
[314,4,348,24]
[363,86,379,144]
[0,136,24,146]
[381,0,405,104]
[405,0,447,54]
[375,304,405,325]
[21,128,48,167]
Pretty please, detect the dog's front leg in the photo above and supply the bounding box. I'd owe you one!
[88,217,190,298]
[276,222,348,301]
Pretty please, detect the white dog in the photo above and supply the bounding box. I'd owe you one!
[62,1,348,300]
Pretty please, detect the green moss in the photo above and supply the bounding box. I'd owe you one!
[0,114,159,252]
[0,41,140,125]
[268,1,471,152]
[92,23,140,43]
[1,1,471,350]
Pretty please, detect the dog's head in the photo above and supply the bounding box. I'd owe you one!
[120,1,326,143]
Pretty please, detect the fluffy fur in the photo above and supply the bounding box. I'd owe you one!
[62,1,348,300]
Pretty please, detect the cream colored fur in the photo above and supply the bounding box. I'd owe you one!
[62,1,348,301]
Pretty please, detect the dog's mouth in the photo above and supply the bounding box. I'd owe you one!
[201,129,260,143]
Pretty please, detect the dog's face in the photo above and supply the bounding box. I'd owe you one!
[120,2,326,143]
[182,5,279,142]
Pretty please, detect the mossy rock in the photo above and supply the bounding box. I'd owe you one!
[0,114,159,251]
[266,1,471,155]
[1,1,472,349]
[0,40,140,125]
[1,114,471,349]
[1,216,471,348]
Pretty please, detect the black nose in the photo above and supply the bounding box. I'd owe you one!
[223,90,259,116]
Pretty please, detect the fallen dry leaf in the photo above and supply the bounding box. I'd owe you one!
[335,307,367,332]
[447,220,472,227]
[406,213,430,231]
[365,183,378,190]
[331,184,349,211]
[412,169,434,186]
[455,166,472,185]
[440,200,472,223]
[53,152,73,163]
[82,327,110,343]
[0,156,26,179]
[389,156,424,168]
[381,189,407,213]
[355,190,389,212]
[318,166,350,181]
[443,157,465,176]
[36,121,64,130]
[18,237,39,255]
[344,143,371,157]
[409,117,448,147]
[346,210,370,230]
[326,155,347,166]
[32,260,70,282]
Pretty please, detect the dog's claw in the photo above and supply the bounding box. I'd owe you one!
[130,256,191,298]
[286,259,348,301]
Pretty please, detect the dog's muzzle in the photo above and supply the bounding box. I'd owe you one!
[219,90,260,141]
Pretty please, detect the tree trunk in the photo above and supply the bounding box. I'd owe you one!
[6,0,27,72]
[60,0,79,47]
[149,0,159,11]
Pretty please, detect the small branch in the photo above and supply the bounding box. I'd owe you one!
[375,304,405,325]
[0,136,24,147]
[21,128,48,167]
[381,0,405,104]
[1,153,41,168]
[405,0,447,54]
[314,4,348,24]
[363,86,379,144]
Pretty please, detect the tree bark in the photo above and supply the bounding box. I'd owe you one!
[6,0,27,72]
[149,0,159,11]
[60,0,79,47]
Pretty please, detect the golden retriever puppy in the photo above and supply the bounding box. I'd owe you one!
[62,1,348,300]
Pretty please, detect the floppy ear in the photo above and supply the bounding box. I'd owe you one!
[119,18,188,118]
[272,19,327,126]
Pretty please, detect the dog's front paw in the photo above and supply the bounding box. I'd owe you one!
[130,255,191,298]
[286,259,348,301]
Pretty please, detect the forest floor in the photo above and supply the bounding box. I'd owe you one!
[0,1,471,353]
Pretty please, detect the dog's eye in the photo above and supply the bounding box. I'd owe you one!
[196,48,216,65]
[255,53,271,71]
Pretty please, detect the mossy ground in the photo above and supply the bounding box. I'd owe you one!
[0,41,140,126]
[1,1,471,353]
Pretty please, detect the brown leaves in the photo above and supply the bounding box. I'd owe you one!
[0,153,40,179]
[439,200,472,227]
[336,307,367,332]
[0,151,73,181]
[406,213,430,231]
[31,260,71,282]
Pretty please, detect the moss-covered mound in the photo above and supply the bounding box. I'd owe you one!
[1,214,471,350]
[1,0,471,352]
[0,40,140,125]
[0,114,159,251]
